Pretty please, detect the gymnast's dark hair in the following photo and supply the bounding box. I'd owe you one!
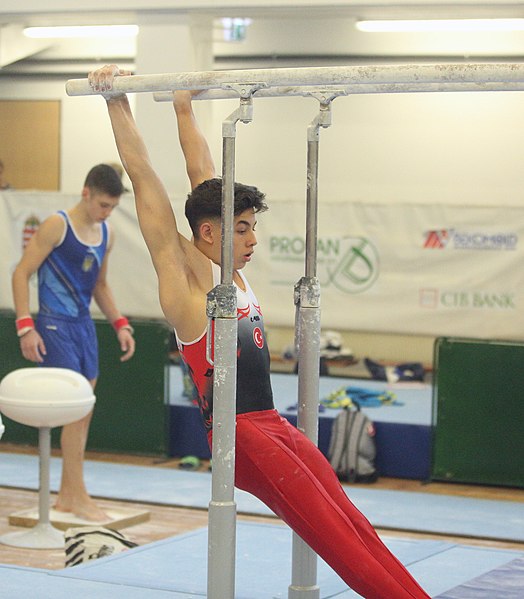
[83,164,125,198]
[185,177,268,237]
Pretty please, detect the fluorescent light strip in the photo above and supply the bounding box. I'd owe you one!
[356,19,524,33]
[24,25,139,39]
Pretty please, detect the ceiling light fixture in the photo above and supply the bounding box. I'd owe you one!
[23,25,139,39]
[355,18,524,33]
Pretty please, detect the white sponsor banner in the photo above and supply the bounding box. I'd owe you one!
[254,201,524,340]
[2,192,524,340]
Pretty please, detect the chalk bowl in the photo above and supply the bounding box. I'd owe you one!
[0,367,95,428]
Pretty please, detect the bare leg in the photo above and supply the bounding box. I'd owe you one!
[54,379,109,521]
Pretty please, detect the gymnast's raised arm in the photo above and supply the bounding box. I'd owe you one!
[172,91,215,190]
[88,65,210,337]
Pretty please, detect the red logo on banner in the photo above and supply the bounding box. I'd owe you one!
[423,229,449,249]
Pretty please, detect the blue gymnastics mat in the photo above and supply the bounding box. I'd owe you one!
[1,451,523,543]
[436,556,524,599]
[1,522,522,599]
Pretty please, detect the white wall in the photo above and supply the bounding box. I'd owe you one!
[2,12,524,205]
[2,76,524,208]
[205,88,524,207]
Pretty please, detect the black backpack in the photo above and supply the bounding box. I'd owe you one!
[328,404,378,483]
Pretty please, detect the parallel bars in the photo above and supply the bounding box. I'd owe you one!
[66,62,524,599]
[66,63,524,97]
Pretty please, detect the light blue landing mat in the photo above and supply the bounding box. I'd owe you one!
[50,523,524,599]
[0,523,522,598]
[0,564,202,599]
[1,451,523,543]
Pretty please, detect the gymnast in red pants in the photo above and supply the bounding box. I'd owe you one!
[90,63,430,599]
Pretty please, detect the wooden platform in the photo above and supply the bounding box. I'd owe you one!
[8,506,150,532]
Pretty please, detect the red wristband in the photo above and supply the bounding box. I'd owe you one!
[16,316,35,337]
[112,317,132,333]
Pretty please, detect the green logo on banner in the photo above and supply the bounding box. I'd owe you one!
[269,235,379,294]
[327,237,379,294]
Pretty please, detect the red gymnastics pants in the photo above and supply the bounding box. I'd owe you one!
[209,409,430,599]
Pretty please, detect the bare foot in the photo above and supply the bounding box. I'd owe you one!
[54,497,110,522]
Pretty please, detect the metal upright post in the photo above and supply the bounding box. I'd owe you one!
[289,94,338,599]
[38,427,52,527]
[207,91,256,599]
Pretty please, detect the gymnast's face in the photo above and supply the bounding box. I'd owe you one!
[198,208,258,269]
[84,189,120,223]
[233,208,258,269]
